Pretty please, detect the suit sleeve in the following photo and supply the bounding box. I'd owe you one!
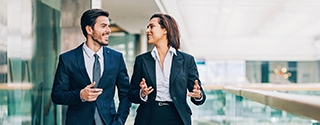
[51,55,82,105]
[115,53,132,122]
[187,56,206,105]
[128,56,146,104]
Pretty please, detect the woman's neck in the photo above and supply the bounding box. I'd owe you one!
[156,43,169,56]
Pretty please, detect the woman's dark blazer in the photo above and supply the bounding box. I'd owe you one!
[128,50,206,125]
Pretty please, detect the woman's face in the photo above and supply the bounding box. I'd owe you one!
[145,18,167,45]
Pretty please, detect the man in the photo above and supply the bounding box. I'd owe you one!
[51,9,131,125]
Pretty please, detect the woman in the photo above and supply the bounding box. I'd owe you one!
[128,13,206,125]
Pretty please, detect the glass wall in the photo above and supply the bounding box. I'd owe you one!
[0,0,60,124]
[0,0,8,84]
[246,61,320,84]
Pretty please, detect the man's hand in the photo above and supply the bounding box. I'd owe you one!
[80,82,103,102]
[140,78,154,98]
[187,80,202,99]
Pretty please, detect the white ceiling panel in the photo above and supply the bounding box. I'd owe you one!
[103,0,320,60]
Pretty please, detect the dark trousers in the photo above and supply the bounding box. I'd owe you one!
[149,102,184,125]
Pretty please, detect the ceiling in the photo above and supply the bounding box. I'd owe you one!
[102,0,160,34]
[103,0,320,61]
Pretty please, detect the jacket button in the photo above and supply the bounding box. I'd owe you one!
[173,97,176,100]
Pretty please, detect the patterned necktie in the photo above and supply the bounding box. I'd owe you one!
[93,54,103,125]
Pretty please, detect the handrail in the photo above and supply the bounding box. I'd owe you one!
[203,83,320,90]
[0,83,33,90]
[223,86,320,121]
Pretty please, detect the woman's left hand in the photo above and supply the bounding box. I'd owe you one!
[187,80,202,99]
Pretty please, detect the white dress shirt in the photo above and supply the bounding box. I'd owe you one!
[140,46,176,102]
[82,43,104,82]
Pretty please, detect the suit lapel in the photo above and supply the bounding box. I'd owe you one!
[170,51,183,85]
[98,46,111,88]
[143,51,183,88]
[75,43,91,84]
[143,54,157,87]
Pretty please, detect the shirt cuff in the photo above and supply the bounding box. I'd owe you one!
[80,89,86,102]
[194,93,203,101]
[140,89,148,102]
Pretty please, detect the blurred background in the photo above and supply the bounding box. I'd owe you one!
[1,0,320,124]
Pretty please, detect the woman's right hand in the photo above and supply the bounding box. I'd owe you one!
[139,78,154,98]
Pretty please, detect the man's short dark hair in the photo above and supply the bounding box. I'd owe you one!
[80,9,109,38]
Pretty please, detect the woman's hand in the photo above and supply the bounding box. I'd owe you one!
[140,78,154,98]
[187,80,202,99]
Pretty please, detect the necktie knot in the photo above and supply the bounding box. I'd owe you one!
[94,54,99,59]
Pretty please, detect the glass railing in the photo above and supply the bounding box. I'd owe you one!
[213,84,320,125]
[1,83,320,125]
[0,83,33,124]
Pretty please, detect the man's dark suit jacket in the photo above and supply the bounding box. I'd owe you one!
[51,43,131,125]
[128,50,206,125]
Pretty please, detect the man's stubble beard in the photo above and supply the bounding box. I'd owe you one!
[92,31,108,46]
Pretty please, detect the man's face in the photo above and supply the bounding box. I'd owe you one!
[91,16,111,46]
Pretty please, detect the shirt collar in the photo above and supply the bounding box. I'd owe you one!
[151,46,177,59]
[83,42,103,59]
